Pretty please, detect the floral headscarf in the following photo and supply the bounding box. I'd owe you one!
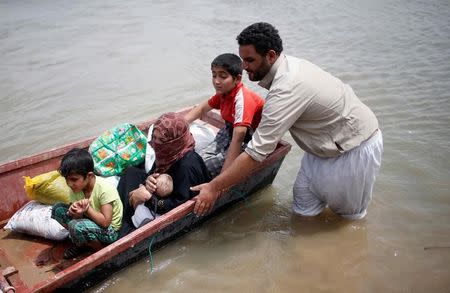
[151,112,195,173]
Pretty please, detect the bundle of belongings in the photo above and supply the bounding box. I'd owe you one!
[4,121,216,240]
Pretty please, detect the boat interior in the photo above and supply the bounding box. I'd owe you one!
[0,108,291,292]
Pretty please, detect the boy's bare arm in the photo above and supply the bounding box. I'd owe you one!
[184,100,213,123]
[84,202,113,229]
[221,126,247,172]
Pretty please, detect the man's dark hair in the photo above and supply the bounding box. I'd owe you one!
[236,22,283,56]
[211,53,243,77]
[59,148,94,178]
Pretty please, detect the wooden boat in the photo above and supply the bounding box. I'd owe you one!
[0,108,291,292]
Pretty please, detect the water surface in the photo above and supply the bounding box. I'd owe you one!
[1,0,449,292]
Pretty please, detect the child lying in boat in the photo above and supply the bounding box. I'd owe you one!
[131,173,173,228]
[51,148,123,259]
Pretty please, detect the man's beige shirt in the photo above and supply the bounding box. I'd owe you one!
[246,54,378,161]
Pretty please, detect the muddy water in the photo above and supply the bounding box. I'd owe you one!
[1,0,449,291]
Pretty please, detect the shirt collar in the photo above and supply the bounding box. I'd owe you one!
[222,81,243,99]
[258,53,285,90]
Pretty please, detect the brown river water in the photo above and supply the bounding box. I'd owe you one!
[1,0,449,292]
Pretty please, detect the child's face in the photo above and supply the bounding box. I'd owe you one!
[65,173,91,193]
[211,66,240,95]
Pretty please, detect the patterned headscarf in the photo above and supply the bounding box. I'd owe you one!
[151,112,195,173]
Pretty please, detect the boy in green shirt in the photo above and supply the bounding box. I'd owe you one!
[51,148,123,259]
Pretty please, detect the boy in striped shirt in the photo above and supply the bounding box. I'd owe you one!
[185,53,264,178]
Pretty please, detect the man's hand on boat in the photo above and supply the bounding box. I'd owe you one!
[129,184,152,209]
[191,152,258,216]
[191,183,222,216]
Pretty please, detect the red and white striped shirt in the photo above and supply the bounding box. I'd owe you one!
[208,82,264,130]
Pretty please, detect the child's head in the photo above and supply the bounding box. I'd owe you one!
[155,174,173,197]
[59,148,95,193]
[211,53,243,78]
[211,53,242,95]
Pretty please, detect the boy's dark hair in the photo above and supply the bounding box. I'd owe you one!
[236,22,283,56]
[59,148,94,178]
[211,53,243,77]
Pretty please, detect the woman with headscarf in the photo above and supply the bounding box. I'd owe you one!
[117,112,210,235]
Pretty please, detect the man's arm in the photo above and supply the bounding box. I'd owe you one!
[192,150,260,215]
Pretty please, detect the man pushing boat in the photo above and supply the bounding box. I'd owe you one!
[192,22,383,220]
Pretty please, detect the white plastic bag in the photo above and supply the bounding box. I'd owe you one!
[190,122,216,153]
[144,121,215,172]
[4,201,69,241]
[145,124,156,173]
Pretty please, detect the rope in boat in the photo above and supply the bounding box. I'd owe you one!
[148,234,156,273]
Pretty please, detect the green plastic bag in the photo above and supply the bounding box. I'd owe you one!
[89,123,147,176]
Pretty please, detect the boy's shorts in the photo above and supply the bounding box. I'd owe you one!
[52,202,118,245]
[199,125,231,178]
[292,130,383,219]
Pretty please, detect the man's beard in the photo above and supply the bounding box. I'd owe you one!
[248,59,271,81]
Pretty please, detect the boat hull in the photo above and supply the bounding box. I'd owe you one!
[64,156,285,291]
[0,108,291,292]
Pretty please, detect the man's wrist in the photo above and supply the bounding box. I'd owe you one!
[209,180,222,200]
